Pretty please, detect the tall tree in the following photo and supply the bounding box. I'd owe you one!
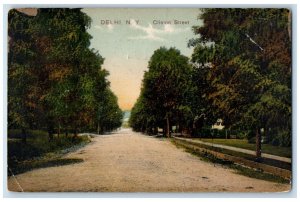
[8,8,123,141]
[190,8,291,147]
[8,10,40,142]
[130,47,193,137]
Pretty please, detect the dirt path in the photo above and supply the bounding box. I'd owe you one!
[8,128,290,192]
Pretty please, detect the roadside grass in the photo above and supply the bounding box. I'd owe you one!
[8,129,91,175]
[176,138,291,170]
[171,139,290,184]
[194,138,291,158]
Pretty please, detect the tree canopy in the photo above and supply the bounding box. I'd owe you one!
[130,9,291,147]
[8,8,123,141]
[130,47,193,136]
[189,8,291,146]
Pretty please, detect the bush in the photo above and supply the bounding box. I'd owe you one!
[8,129,48,139]
[236,131,247,139]
[270,131,291,147]
[246,130,256,141]
[212,129,226,138]
[8,130,90,161]
[194,128,244,139]
[195,127,212,138]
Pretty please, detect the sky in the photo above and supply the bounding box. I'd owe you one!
[82,8,202,110]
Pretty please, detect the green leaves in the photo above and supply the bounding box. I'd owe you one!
[8,8,123,136]
[130,47,193,134]
[191,8,291,145]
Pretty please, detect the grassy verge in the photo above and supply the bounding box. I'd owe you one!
[171,139,290,184]
[8,130,91,175]
[178,138,291,170]
[193,138,291,158]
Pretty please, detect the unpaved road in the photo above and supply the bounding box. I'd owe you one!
[8,128,290,192]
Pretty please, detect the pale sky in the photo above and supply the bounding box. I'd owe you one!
[82,8,202,110]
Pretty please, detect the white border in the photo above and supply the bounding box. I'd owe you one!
[1,0,299,200]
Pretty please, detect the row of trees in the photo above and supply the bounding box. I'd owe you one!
[129,47,195,137]
[8,8,123,142]
[129,8,291,147]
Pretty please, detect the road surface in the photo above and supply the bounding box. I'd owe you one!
[8,128,290,192]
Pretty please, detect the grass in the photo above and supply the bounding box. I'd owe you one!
[194,138,291,158]
[171,139,290,184]
[177,138,291,170]
[8,129,91,175]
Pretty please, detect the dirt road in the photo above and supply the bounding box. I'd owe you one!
[8,128,290,192]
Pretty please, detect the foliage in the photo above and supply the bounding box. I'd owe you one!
[189,8,291,146]
[8,129,89,175]
[8,8,123,141]
[95,88,123,133]
[129,47,193,136]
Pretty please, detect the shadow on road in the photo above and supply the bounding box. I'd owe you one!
[9,158,84,176]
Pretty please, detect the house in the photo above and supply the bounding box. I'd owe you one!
[212,119,225,130]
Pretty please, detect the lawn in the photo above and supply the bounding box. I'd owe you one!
[172,139,290,184]
[8,129,91,175]
[194,138,291,158]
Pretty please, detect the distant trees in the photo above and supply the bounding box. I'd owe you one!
[129,47,193,137]
[96,88,123,134]
[8,8,123,142]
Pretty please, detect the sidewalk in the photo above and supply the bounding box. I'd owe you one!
[174,137,291,163]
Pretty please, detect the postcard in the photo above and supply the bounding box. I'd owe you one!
[7,7,292,193]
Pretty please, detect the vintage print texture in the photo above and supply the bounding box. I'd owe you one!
[7,8,291,192]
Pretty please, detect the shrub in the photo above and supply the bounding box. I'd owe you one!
[8,129,48,139]
[8,130,90,161]
[270,131,291,147]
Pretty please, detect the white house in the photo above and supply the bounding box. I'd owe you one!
[212,119,225,130]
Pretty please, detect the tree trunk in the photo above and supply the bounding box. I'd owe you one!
[65,130,68,138]
[72,128,78,142]
[154,127,158,135]
[256,128,262,161]
[166,114,170,138]
[97,121,100,134]
[162,126,166,136]
[48,125,54,142]
[48,119,54,141]
[179,124,183,135]
[57,124,61,138]
[48,131,53,142]
[21,128,27,143]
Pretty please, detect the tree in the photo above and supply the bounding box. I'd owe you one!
[96,87,123,134]
[35,8,96,139]
[130,47,193,137]
[190,9,291,148]
[8,10,40,142]
[8,9,123,142]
